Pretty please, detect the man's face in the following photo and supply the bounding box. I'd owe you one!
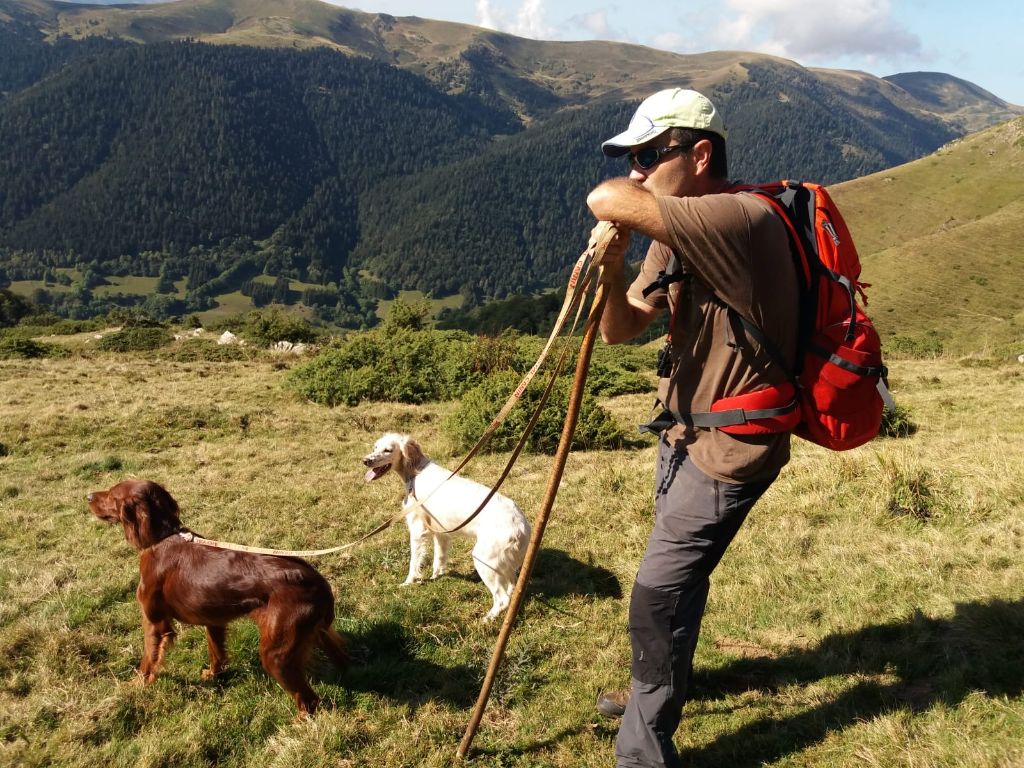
[626,131,695,197]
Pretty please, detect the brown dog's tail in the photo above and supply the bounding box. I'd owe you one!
[318,625,349,671]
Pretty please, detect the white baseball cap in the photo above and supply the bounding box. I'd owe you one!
[602,88,727,157]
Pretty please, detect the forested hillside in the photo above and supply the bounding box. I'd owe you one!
[0,41,517,272]
[0,0,1016,326]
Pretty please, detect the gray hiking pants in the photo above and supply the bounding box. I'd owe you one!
[615,436,777,768]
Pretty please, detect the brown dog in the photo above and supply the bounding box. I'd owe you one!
[87,479,347,716]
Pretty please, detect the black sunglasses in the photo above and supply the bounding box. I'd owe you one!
[629,142,696,171]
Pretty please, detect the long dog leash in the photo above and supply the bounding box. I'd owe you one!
[181,225,619,558]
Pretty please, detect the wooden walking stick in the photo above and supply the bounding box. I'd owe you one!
[457,223,619,760]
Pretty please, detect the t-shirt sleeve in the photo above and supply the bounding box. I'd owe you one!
[655,193,759,314]
[626,241,674,310]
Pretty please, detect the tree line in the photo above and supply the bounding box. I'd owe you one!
[0,36,960,328]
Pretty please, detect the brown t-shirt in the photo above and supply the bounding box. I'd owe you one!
[627,191,799,483]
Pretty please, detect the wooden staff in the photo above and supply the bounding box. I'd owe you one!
[457,223,618,759]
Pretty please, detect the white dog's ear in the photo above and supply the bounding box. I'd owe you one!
[402,438,425,469]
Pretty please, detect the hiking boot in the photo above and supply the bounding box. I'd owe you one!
[596,688,630,718]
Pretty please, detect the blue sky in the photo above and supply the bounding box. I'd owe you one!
[340,0,1024,105]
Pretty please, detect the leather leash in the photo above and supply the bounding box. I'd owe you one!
[176,226,618,559]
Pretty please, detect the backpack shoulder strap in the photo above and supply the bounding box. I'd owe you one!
[641,249,688,298]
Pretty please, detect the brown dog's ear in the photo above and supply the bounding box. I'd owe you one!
[402,438,425,470]
[144,483,181,530]
[117,494,146,550]
[123,482,182,549]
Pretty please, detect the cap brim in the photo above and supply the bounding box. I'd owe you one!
[601,126,670,157]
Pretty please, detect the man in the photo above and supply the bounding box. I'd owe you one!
[586,88,799,767]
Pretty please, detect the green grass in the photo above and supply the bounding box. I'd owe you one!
[376,290,464,321]
[1,337,1022,767]
[7,280,73,295]
[91,276,187,298]
[834,116,1024,357]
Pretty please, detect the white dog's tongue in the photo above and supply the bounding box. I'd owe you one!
[365,465,390,482]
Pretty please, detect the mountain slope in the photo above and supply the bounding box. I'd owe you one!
[883,72,1019,133]
[0,41,518,277]
[4,0,1020,131]
[833,117,1024,355]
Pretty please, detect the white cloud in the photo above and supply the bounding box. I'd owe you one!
[574,10,612,38]
[711,0,922,66]
[511,0,553,39]
[474,0,553,40]
[474,0,502,30]
[650,31,688,51]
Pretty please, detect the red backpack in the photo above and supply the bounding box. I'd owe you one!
[643,180,893,451]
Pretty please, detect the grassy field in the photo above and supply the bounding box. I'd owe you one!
[834,116,1024,356]
[1,336,1022,767]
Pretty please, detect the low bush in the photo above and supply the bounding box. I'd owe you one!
[586,361,654,397]
[238,309,319,346]
[288,328,479,406]
[879,403,918,438]
[887,331,945,359]
[877,453,937,521]
[159,338,259,363]
[205,309,320,347]
[469,330,523,376]
[0,337,67,359]
[96,326,170,352]
[443,370,632,454]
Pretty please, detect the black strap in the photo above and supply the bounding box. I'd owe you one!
[640,399,797,434]
[641,250,688,298]
[806,341,887,377]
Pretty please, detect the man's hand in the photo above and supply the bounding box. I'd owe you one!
[588,221,631,269]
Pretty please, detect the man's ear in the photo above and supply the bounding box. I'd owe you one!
[691,138,713,177]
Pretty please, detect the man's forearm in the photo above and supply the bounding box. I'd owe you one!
[598,261,650,345]
[587,178,669,244]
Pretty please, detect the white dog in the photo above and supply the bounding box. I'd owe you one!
[362,433,530,620]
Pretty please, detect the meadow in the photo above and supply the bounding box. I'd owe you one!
[1,337,1023,767]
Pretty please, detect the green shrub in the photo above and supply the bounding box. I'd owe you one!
[96,326,170,352]
[288,328,479,406]
[382,297,432,332]
[886,331,945,359]
[586,361,654,397]
[205,309,319,347]
[877,454,936,521]
[879,403,918,438]
[239,309,319,346]
[469,330,523,376]
[0,337,67,359]
[443,370,631,454]
[160,338,258,362]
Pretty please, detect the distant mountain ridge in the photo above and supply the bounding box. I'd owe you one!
[3,0,1020,130]
[1,0,1022,329]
